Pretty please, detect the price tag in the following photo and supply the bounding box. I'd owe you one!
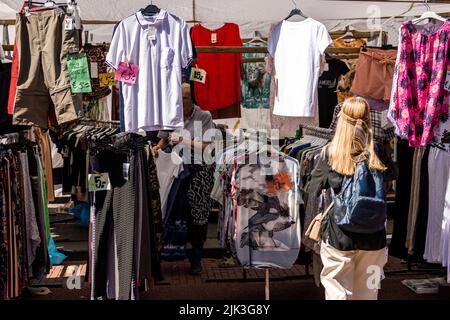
[147,26,157,41]
[445,67,450,91]
[115,61,139,85]
[190,66,207,84]
[88,173,111,192]
[64,17,74,30]
[266,171,293,194]
[90,62,98,78]
[99,73,116,87]
[211,33,217,44]
[67,52,92,93]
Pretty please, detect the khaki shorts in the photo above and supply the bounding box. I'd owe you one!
[351,48,397,102]
[13,9,82,128]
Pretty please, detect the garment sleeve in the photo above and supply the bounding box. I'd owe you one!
[0,45,4,60]
[105,22,126,70]
[180,21,194,69]
[267,22,281,57]
[317,23,332,55]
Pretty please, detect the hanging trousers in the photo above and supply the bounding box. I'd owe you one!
[320,242,387,300]
[424,147,450,263]
[95,154,136,300]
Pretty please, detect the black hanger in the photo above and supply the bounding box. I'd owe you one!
[141,1,160,16]
[285,0,307,20]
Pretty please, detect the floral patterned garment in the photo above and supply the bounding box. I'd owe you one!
[389,20,450,147]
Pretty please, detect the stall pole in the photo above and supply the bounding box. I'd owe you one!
[265,269,270,300]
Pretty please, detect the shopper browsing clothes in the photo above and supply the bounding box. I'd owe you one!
[153,83,216,275]
[310,97,388,300]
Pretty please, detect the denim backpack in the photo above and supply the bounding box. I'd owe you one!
[331,159,387,234]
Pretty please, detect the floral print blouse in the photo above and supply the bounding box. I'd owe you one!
[389,20,450,147]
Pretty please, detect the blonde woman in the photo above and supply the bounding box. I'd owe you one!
[310,97,388,300]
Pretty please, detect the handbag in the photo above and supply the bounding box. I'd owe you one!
[305,202,334,242]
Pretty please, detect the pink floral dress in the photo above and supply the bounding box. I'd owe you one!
[389,20,450,147]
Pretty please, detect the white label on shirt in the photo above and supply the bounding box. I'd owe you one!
[211,33,217,44]
[324,63,329,72]
[88,173,111,192]
[90,62,98,78]
[147,27,157,41]
[445,67,450,91]
[190,67,207,84]
[64,17,74,31]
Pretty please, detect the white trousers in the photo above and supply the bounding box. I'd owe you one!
[320,242,387,300]
[424,147,450,263]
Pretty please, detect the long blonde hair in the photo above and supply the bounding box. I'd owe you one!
[327,97,386,176]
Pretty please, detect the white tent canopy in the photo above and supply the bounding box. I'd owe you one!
[2,0,450,43]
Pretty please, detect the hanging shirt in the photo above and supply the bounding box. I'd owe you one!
[106,10,194,132]
[388,20,450,147]
[318,58,349,128]
[268,18,332,117]
[156,150,184,219]
[233,156,301,269]
[241,41,271,109]
[190,23,242,119]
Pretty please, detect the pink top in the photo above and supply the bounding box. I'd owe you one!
[389,20,450,147]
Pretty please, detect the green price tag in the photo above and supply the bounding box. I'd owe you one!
[88,173,111,192]
[67,52,93,93]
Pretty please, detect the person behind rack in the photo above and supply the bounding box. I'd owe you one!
[152,82,216,275]
[310,97,387,300]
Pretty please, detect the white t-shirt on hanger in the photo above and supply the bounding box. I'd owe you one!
[268,18,332,117]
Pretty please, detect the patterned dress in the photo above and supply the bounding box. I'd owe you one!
[389,20,450,147]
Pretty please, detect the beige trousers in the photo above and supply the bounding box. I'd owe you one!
[320,242,387,300]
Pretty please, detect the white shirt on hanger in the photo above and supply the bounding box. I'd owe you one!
[106,10,194,132]
[268,18,332,118]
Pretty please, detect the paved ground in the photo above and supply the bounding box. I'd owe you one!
[23,202,449,301]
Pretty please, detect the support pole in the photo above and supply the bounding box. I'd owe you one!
[265,269,270,301]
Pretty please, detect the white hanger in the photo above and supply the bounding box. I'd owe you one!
[247,31,266,45]
[412,0,446,24]
[337,27,356,40]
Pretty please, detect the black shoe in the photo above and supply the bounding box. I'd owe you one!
[189,261,203,275]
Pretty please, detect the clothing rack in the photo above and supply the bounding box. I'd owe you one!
[298,124,334,140]
[78,117,121,127]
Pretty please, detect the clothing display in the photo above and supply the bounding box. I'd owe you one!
[241,40,271,109]
[0,131,51,300]
[266,24,319,138]
[389,20,450,147]
[13,8,83,128]
[318,58,349,128]
[351,48,397,102]
[333,38,366,48]
[191,23,242,119]
[5,1,450,301]
[89,133,161,300]
[106,10,194,132]
[213,140,301,269]
[268,18,332,117]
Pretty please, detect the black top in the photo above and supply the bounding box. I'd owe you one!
[318,59,349,128]
[309,153,387,251]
